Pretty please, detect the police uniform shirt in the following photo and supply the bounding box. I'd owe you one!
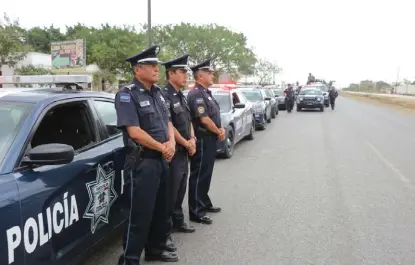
[163,83,191,140]
[187,84,221,134]
[115,78,171,145]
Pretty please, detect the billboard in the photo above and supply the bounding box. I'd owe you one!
[51,39,86,73]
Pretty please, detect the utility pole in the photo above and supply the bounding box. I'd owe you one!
[147,0,152,47]
[394,66,400,94]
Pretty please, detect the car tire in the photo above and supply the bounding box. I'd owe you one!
[246,120,255,140]
[271,107,276,118]
[320,106,324,112]
[222,126,234,158]
[297,106,301,112]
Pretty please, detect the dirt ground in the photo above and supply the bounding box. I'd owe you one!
[341,92,415,113]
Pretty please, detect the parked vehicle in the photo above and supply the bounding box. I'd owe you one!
[239,87,272,130]
[211,88,255,158]
[0,75,128,265]
[263,88,279,118]
[272,88,286,110]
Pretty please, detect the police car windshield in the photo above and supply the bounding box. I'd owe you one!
[240,90,263,102]
[0,101,34,166]
[300,89,323,95]
[213,93,232,113]
[273,89,283,96]
[307,85,328,92]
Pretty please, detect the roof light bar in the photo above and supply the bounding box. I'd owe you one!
[0,75,92,84]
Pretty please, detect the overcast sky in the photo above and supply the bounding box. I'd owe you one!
[2,0,414,87]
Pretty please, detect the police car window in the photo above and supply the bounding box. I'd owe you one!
[235,92,247,104]
[273,89,283,96]
[0,101,34,166]
[30,101,96,152]
[241,90,262,102]
[93,100,121,137]
[300,89,323,95]
[213,93,232,113]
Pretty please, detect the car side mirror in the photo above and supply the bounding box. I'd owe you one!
[234,103,245,109]
[23,143,75,166]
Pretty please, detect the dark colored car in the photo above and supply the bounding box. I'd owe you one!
[239,87,272,130]
[303,82,330,107]
[272,88,286,110]
[0,82,128,265]
[211,88,255,158]
[296,88,325,112]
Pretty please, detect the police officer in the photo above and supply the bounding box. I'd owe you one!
[307,73,316,85]
[115,45,179,265]
[161,55,197,236]
[187,59,225,224]
[285,83,295,113]
[328,86,338,110]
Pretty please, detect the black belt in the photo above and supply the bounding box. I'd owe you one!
[142,148,163,159]
[196,127,216,138]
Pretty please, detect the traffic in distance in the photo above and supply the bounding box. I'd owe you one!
[0,73,338,265]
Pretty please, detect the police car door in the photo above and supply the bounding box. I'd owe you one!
[235,91,252,137]
[231,92,244,139]
[12,98,121,265]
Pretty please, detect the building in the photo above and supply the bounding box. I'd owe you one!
[1,52,52,76]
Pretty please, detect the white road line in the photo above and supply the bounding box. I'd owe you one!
[366,140,412,186]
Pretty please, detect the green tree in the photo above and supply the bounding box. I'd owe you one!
[15,65,51,75]
[254,58,281,85]
[64,24,148,84]
[152,23,257,80]
[0,13,30,68]
[25,25,65,53]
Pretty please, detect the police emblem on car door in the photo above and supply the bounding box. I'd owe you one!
[83,163,118,234]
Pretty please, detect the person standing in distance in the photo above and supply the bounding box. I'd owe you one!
[115,45,179,265]
[187,59,225,224]
[161,55,197,250]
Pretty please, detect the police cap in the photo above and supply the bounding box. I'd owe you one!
[162,54,190,71]
[190,59,214,74]
[125,45,161,66]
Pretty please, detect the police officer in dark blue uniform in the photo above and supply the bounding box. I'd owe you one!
[187,59,225,225]
[161,54,197,235]
[115,45,179,265]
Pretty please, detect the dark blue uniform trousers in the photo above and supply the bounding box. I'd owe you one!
[188,135,217,218]
[168,148,189,227]
[119,157,170,265]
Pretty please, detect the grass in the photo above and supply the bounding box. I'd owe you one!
[341,92,415,112]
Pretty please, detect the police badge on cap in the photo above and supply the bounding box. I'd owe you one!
[162,54,190,71]
[125,45,161,66]
[190,59,214,73]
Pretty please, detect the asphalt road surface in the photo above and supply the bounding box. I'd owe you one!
[81,97,415,265]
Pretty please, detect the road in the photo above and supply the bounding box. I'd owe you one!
[81,97,415,265]
[343,91,415,99]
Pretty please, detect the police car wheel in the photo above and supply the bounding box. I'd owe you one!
[246,120,255,140]
[223,127,234,158]
[271,107,276,118]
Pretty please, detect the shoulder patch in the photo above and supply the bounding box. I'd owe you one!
[119,93,131,103]
[125,84,135,90]
[197,106,205,114]
[196,98,204,104]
